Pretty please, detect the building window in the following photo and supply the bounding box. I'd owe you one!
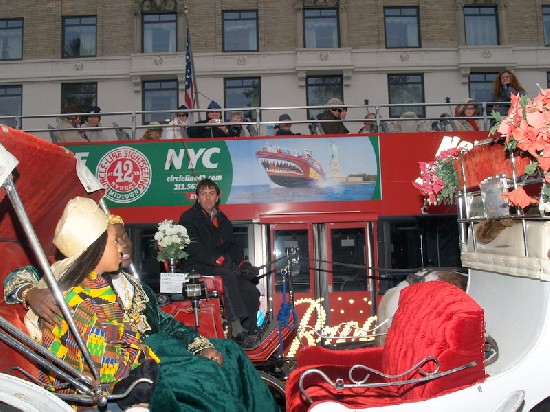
[61,82,97,112]
[143,80,178,125]
[547,72,550,88]
[142,13,177,53]
[464,7,498,45]
[306,75,343,119]
[387,74,425,118]
[224,77,260,121]
[0,85,22,128]
[543,6,550,46]
[0,19,23,60]
[384,7,420,48]
[223,10,258,52]
[469,72,497,107]
[62,16,96,58]
[304,8,339,48]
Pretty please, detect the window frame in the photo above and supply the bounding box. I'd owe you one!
[384,6,421,49]
[142,12,177,53]
[0,85,22,128]
[61,82,97,113]
[142,79,179,125]
[222,10,259,52]
[543,6,550,46]
[62,15,97,58]
[468,72,498,106]
[223,77,261,121]
[0,18,23,60]
[303,7,340,49]
[387,73,425,118]
[463,6,499,46]
[305,75,344,120]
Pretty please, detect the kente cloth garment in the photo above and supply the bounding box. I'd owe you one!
[39,272,158,390]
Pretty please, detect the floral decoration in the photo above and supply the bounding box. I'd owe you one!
[413,148,467,205]
[491,86,550,207]
[154,219,191,262]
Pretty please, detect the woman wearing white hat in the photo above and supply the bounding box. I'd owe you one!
[23,197,277,411]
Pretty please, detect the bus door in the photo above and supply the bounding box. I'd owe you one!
[268,223,315,330]
[324,222,377,331]
[266,218,377,350]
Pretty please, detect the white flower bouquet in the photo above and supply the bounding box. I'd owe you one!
[154,219,191,262]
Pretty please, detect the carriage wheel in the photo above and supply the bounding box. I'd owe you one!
[259,371,286,409]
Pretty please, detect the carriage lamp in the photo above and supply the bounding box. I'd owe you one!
[182,277,218,329]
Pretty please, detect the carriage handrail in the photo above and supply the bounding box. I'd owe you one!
[0,316,95,395]
[298,357,478,404]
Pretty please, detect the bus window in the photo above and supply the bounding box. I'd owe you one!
[330,227,367,292]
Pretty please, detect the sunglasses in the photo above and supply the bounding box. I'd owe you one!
[332,107,347,113]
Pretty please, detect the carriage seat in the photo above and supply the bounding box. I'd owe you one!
[285,281,487,411]
[159,274,226,339]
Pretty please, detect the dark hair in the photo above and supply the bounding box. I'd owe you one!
[195,178,220,196]
[58,231,108,290]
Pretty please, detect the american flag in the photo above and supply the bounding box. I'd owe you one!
[184,27,195,111]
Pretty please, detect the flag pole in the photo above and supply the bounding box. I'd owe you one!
[184,5,201,121]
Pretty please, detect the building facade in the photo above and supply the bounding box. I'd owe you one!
[1,0,550,137]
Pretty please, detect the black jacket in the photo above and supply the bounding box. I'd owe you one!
[316,110,349,135]
[187,120,230,138]
[178,202,242,272]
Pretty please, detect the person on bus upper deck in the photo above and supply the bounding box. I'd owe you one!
[83,106,110,142]
[491,69,525,117]
[316,97,350,135]
[357,112,378,134]
[276,113,301,135]
[187,101,231,138]
[54,103,89,143]
[178,178,261,347]
[227,111,248,137]
[163,104,189,139]
[140,121,163,140]
[453,98,485,132]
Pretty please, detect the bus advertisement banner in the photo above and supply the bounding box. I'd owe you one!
[66,135,381,209]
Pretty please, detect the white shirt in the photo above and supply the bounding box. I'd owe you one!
[162,118,188,139]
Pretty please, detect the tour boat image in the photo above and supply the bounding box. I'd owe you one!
[256,144,326,187]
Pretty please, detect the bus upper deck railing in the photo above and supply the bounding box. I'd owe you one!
[0,101,501,141]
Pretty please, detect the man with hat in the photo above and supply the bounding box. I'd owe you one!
[188,100,231,138]
[316,97,350,135]
[276,113,301,135]
[83,106,110,142]
[163,104,189,139]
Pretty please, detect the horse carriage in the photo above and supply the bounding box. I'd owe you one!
[284,124,550,410]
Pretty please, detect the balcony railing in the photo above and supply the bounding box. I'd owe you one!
[0,101,502,142]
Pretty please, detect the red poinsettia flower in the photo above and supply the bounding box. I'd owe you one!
[532,88,550,112]
[512,119,540,156]
[500,187,538,208]
[537,155,550,173]
[497,116,516,142]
